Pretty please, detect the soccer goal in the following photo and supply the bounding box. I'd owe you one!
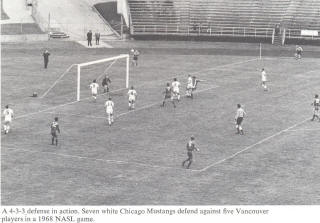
[41,54,130,103]
[77,54,130,101]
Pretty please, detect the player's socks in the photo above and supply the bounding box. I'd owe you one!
[56,139,58,146]
[52,138,54,145]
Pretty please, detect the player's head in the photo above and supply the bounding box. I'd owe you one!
[237,104,241,108]
[173,78,177,81]
[93,79,96,83]
[188,74,191,77]
[190,136,195,140]
[166,82,170,86]
[315,94,319,98]
[109,97,112,100]
[131,86,134,89]
[262,68,264,71]
[54,117,58,121]
[5,105,9,109]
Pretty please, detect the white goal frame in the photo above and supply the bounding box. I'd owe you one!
[77,54,130,101]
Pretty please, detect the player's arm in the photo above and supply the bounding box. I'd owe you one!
[57,125,60,134]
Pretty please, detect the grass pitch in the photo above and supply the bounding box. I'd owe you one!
[1,41,320,205]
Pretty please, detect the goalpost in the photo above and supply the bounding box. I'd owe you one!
[76,54,130,101]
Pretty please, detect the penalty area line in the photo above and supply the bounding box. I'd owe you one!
[195,117,310,173]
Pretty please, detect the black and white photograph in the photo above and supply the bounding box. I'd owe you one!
[1,0,320,221]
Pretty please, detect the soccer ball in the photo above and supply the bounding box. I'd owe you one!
[130,49,134,53]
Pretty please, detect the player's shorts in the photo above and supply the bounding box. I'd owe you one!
[51,131,57,138]
[92,92,97,96]
[187,84,193,89]
[171,93,179,100]
[4,118,11,124]
[106,108,113,115]
[133,56,138,61]
[236,117,243,125]
[314,107,319,115]
[164,94,171,100]
[129,96,135,102]
[187,151,193,160]
[261,77,267,82]
[297,51,302,55]
[173,88,180,94]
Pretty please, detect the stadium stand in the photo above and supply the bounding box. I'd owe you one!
[126,0,320,43]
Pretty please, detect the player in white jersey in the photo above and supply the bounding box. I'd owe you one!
[235,104,246,135]
[261,68,268,91]
[127,86,137,110]
[89,79,99,101]
[186,75,193,97]
[171,78,181,101]
[3,105,14,134]
[311,94,320,121]
[105,97,114,126]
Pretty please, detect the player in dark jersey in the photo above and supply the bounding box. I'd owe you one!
[132,49,140,66]
[102,75,111,93]
[182,136,199,169]
[50,117,60,146]
[161,83,176,108]
[311,94,320,121]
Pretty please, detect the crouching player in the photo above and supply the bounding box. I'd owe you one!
[50,117,60,146]
[161,83,176,108]
[311,94,320,121]
[105,97,114,126]
[235,104,246,135]
[3,105,14,134]
[182,136,199,169]
[128,86,137,110]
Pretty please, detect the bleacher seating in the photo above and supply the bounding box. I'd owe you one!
[127,0,320,41]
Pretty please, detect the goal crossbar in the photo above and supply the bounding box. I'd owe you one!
[77,54,130,101]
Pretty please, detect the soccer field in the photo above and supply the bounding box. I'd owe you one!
[1,41,320,205]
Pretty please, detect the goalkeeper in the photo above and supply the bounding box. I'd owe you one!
[102,75,111,93]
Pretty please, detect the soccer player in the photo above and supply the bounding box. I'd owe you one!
[105,97,114,126]
[132,49,140,66]
[171,77,181,101]
[161,83,176,108]
[261,68,268,91]
[3,105,14,134]
[182,136,199,169]
[235,104,246,135]
[127,86,137,110]
[50,117,60,146]
[186,75,193,98]
[89,79,99,101]
[311,94,320,121]
[295,45,303,59]
[102,75,111,93]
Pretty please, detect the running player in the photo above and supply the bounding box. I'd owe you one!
[235,104,246,135]
[50,117,60,146]
[89,79,99,101]
[127,86,137,110]
[3,105,14,134]
[171,78,181,101]
[102,75,111,93]
[311,94,320,121]
[105,97,114,126]
[261,68,268,91]
[161,83,176,108]
[182,136,199,169]
[295,45,303,59]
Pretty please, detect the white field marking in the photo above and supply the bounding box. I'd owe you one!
[15,56,251,120]
[40,64,77,98]
[4,147,185,172]
[195,117,310,173]
[286,128,320,132]
[15,87,127,120]
[42,85,220,120]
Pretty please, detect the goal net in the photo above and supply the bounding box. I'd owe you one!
[41,54,130,104]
